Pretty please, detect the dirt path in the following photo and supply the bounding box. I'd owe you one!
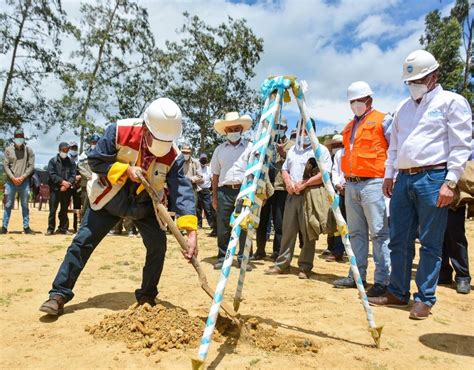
[1,208,473,369]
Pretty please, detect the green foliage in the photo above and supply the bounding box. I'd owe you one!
[0,0,72,143]
[420,0,473,102]
[161,12,264,153]
[55,0,158,151]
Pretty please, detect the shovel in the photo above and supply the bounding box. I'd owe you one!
[136,170,239,321]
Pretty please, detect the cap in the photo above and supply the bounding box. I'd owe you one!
[69,141,78,148]
[14,128,24,136]
[199,153,208,160]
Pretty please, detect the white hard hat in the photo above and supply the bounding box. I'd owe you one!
[347,81,374,101]
[143,98,182,141]
[402,50,439,82]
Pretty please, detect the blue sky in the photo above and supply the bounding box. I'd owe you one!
[1,0,456,165]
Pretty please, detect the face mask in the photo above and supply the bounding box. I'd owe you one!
[14,138,25,146]
[227,132,241,143]
[407,83,428,101]
[69,150,78,157]
[276,130,286,137]
[303,136,311,146]
[350,101,367,117]
[148,139,172,157]
[332,148,339,155]
[183,154,190,161]
[59,152,68,159]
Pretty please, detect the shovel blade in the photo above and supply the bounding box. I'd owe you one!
[369,325,383,348]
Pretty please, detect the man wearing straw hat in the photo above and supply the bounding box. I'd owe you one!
[333,81,392,297]
[210,111,252,270]
[39,98,198,316]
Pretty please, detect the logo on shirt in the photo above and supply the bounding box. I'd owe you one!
[426,109,443,118]
[406,65,413,73]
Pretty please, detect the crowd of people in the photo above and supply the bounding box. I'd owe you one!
[1,49,472,321]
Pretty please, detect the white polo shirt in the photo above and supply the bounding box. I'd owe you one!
[385,85,472,182]
[210,139,250,186]
[331,148,345,187]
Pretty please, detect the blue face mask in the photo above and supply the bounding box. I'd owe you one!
[69,150,78,157]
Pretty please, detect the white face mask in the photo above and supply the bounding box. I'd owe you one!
[350,101,367,117]
[148,140,172,157]
[407,83,428,101]
[303,136,311,146]
[331,148,339,155]
[227,132,241,143]
[183,154,190,161]
[14,138,25,146]
[69,150,78,157]
[59,152,68,159]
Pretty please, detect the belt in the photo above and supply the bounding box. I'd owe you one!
[345,176,375,183]
[223,184,241,190]
[398,163,447,175]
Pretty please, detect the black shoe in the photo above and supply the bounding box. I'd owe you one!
[238,261,253,271]
[137,296,156,306]
[438,278,453,286]
[214,260,224,270]
[0,226,7,234]
[56,229,72,235]
[250,252,266,261]
[333,276,367,289]
[45,230,54,236]
[366,283,387,297]
[23,227,34,235]
[209,231,217,237]
[456,280,471,294]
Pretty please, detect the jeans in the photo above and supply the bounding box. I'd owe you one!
[216,187,246,261]
[2,180,30,229]
[48,189,72,232]
[345,178,390,284]
[49,206,167,302]
[440,205,470,283]
[388,170,449,306]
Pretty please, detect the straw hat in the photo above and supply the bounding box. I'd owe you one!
[331,134,343,144]
[214,112,252,135]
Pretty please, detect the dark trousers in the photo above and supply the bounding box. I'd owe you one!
[71,188,82,232]
[440,205,471,283]
[49,206,167,302]
[256,190,287,256]
[216,186,246,261]
[328,194,346,256]
[197,188,216,231]
[48,189,72,232]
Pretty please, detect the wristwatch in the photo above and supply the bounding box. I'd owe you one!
[444,180,457,189]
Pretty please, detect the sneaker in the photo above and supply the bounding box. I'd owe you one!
[456,280,471,294]
[128,231,135,238]
[366,283,387,297]
[333,276,367,289]
[321,249,332,256]
[23,227,34,235]
[0,227,7,234]
[39,294,66,316]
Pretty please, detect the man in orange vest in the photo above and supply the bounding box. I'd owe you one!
[333,81,392,297]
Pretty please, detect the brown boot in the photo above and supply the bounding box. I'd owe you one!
[264,266,288,275]
[368,291,408,307]
[409,302,431,320]
[39,294,66,315]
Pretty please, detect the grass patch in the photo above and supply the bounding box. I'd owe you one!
[249,358,261,367]
[99,264,113,270]
[1,253,28,259]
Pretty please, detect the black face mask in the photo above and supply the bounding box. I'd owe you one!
[199,159,207,165]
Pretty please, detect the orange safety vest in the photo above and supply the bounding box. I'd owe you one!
[341,109,388,178]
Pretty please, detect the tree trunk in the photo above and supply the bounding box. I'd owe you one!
[78,0,120,152]
[0,1,30,121]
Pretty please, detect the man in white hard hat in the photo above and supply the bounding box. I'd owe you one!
[210,111,252,270]
[368,50,472,320]
[333,81,392,298]
[39,98,198,316]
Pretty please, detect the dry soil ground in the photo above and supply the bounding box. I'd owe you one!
[1,207,473,369]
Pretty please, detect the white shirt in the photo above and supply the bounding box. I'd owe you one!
[210,139,250,186]
[385,85,472,182]
[200,164,212,189]
[282,144,332,183]
[331,148,345,187]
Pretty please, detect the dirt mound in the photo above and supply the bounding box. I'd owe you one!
[85,302,320,356]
